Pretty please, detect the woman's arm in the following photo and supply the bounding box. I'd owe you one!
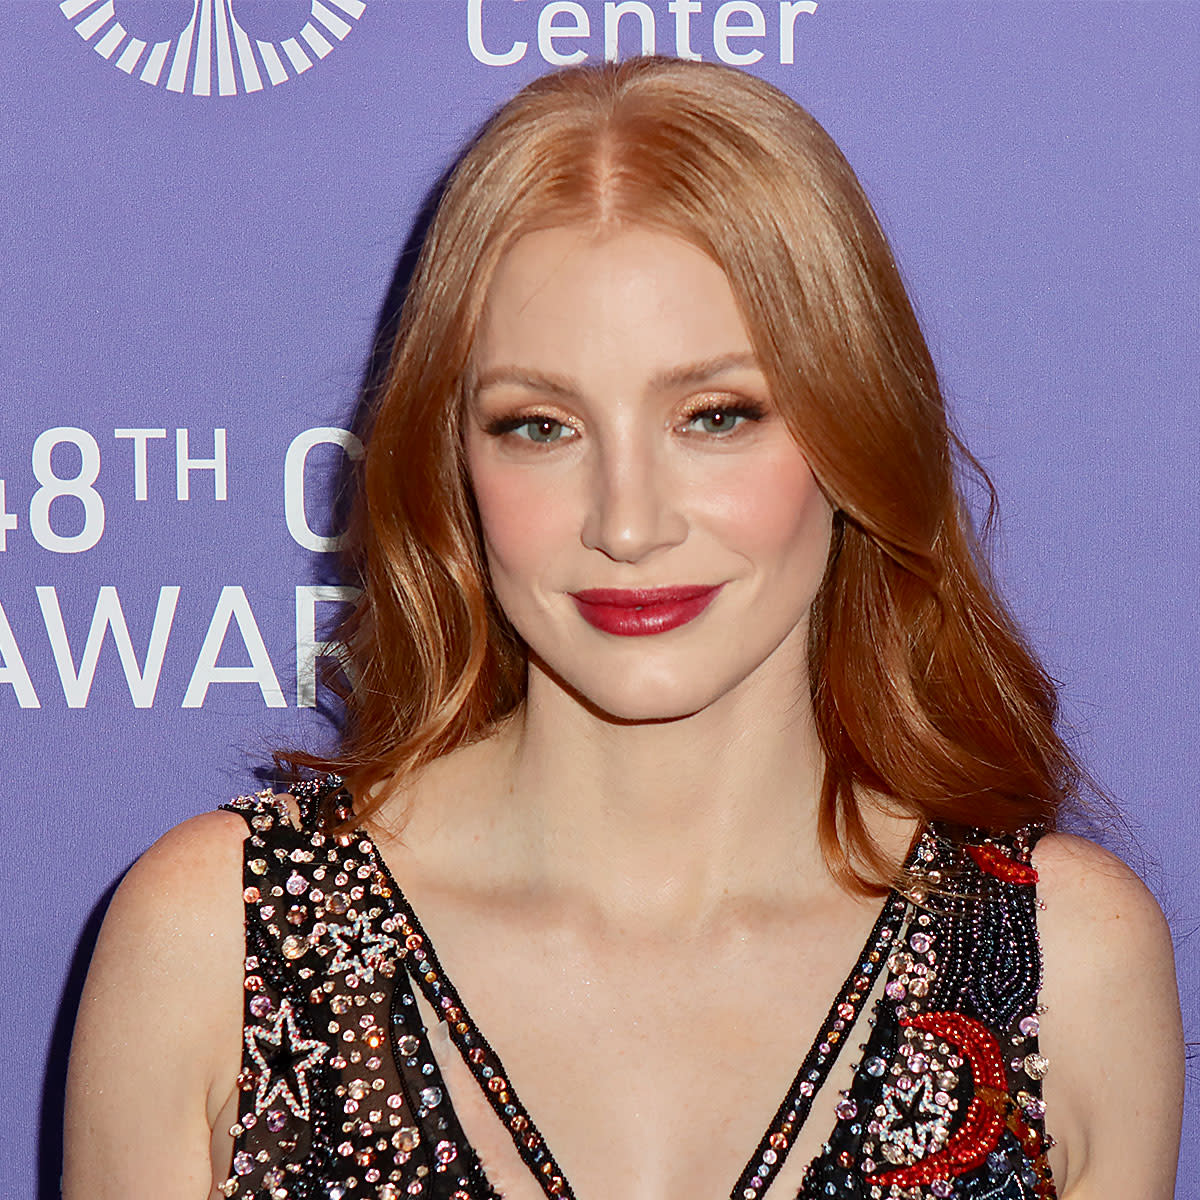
[63,810,248,1199]
[1034,832,1185,1199]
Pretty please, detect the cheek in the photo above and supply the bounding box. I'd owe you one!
[700,450,832,570]
[466,450,576,585]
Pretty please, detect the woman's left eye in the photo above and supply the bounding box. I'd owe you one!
[684,404,765,436]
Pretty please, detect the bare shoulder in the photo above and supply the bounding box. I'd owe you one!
[1031,832,1183,1198]
[1033,831,1174,953]
[63,807,256,1197]
[114,808,249,918]
[103,793,301,934]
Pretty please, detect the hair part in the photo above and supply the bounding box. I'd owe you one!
[281,57,1095,893]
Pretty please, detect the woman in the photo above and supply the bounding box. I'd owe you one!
[63,58,1183,1199]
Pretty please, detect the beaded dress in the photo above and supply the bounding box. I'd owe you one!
[217,776,1057,1200]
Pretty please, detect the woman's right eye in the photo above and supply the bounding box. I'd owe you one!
[487,415,574,444]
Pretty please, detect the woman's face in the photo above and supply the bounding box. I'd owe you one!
[464,224,834,721]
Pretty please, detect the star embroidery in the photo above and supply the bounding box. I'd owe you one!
[245,997,329,1120]
[878,1073,953,1161]
[324,912,400,984]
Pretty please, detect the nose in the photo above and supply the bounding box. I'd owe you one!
[579,436,688,563]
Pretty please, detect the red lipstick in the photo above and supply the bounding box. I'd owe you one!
[569,585,722,636]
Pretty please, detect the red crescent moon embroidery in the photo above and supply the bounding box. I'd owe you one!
[866,1012,1046,1192]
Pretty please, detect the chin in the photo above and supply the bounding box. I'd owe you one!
[533,651,730,725]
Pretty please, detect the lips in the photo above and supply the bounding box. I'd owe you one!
[569,585,723,636]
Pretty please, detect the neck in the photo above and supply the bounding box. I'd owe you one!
[518,682,829,928]
[398,640,865,936]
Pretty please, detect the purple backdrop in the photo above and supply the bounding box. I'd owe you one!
[2,2,1195,1195]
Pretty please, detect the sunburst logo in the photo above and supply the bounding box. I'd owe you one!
[59,0,367,96]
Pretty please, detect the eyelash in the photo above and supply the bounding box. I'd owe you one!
[483,400,768,446]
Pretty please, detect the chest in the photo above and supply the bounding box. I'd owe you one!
[400,898,892,1200]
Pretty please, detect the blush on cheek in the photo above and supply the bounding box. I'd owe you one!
[702,451,832,562]
[466,454,577,583]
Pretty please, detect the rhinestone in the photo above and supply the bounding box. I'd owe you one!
[835,1099,858,1120]
[865,1056,887,1077]
[1019,1015,1040,1036]
[250,995,272,1019]
[286,872,308,895]
[435,1140,458,1165]
[281,936,307,960]
[987,1149,1011,1173]
[420,1086,443,1108]
[394,1126,421,1152]
[233,1151,254,1175]
[1023,1053,1050,1080]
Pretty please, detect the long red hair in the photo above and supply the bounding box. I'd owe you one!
[283,57,1089,891]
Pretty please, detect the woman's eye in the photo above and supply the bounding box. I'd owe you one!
[515,417,570,443]
[486,415,574,444]
[685,404,764,436]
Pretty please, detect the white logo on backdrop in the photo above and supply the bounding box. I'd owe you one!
[59,0,366,95]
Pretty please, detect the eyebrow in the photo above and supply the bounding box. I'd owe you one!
[472,352,762,400]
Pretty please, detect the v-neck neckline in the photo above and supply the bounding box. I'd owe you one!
[362,826,915,1200]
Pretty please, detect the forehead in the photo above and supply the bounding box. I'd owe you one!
[474,225,755,379]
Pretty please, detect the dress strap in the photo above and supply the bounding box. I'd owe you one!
[220,774,350,834]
